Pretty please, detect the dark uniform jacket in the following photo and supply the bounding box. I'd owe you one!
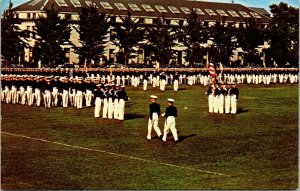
[149,102,160,120]
[165,105,177,118]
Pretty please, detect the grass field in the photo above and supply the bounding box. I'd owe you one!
[1,84,298,189]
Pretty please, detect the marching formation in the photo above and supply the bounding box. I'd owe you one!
[1,74,128,120]
[206,83,239,114]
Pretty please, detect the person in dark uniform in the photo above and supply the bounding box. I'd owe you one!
[147,95,162,140]
[116,85,128,120]
[108,84,115,119]
[229,84,239,114]
[61,77,69,108]
[43,76,52,108]
[173,72,179,91]
[102,84,109,118]
[94,84,104,118]
[162,98,178,142]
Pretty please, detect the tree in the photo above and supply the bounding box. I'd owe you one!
[267,2,299,67]
[236,18,265,67]
[145,17,177,67]
[111,11,145,65]
[178,10,209,67]
[209,19,238,66]
[74,4,110,67]
[1,1,28,67]
[33,4,71,67]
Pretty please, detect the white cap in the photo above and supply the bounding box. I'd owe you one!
[167,98,175,102]
[150,95,158,99]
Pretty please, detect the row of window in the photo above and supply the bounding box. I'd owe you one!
[27,0,263,19]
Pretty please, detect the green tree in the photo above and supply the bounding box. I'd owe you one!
[33,4,71,67]
[74,4,110,67]
[145,17,177,67]
[1,1,28,67]
[111,11,145,65]
[178,10,209,67]
[267,2,299,67]
[236,18,265,67]
[209,19,238,66]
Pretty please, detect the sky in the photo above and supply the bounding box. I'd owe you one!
[0,0,299,13]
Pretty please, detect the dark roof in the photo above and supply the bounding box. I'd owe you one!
[249,7,271,17]
[13,0,271,23]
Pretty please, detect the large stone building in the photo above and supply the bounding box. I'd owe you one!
[12,0,271,66]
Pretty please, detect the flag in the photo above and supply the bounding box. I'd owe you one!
[209,62,216,84]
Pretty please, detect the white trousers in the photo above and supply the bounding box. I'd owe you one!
[108,98,114,119]
[35,88,41,107]
[27,86,34,105]
[152,77,157,87]
[218,95,224,114]
[69,90,76,107]
[208,94,214,113]
[76,90,83,109]
[230,95,237,114]
[44,90,51,108]
[147,113,161,139]
[52,87,59,106]
[11,86,18,104]
[113,99,119,119]
[213,96,219,113]
[143,79,147,90]
[162,117,178,142]
[85,90,92,107]
[19,87,26,105]
[173,80,178,91]
[62,89,69,107]
[118,99,125,120]
[160,79,166,91]
[225,95,231,113]
[94,97,102,118]
[102,98,108,118]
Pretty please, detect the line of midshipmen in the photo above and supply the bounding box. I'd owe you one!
[1,74,128,120]
[206,83,239,114]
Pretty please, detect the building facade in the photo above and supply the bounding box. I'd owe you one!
[12,0,271,66]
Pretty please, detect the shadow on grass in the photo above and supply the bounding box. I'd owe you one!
[237,107,248,114]
[125,113,145,120]
[177,134,197,143]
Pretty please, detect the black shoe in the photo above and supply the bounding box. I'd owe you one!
[159,135,163,141]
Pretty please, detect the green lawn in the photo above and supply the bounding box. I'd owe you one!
[1,84,298,189]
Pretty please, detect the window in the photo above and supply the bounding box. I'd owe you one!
[128,4,141,11]
[155,5,168,13]
[55,0,68,7]
[32,13,36,19]
[181,7,190,14]
[114,3,127,11]
[70,0,81,7]
[250,12,262,19]
[165,20,170,25]
[142,4,155,12]
[152,18,158,24]
[239,11,250,18]
[168,6,180,14]
[27,13,31,18]
[100,2,113,10]
[217,10,228,17]
[205,9,217,16]
[14,13,19,18]
[228,10,240,17]
[28,0,41,6]
[193,8,205,15]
